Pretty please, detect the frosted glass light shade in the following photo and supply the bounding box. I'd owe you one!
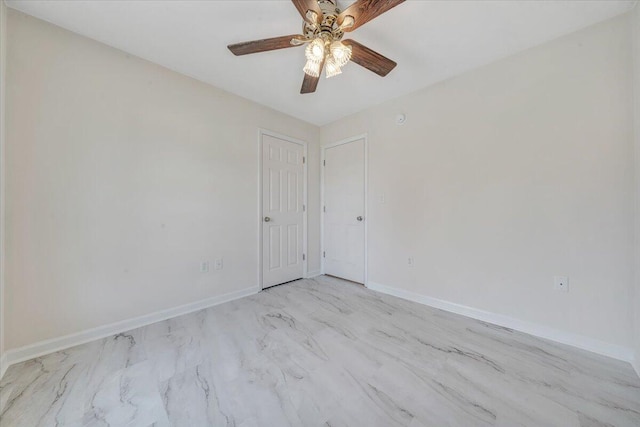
[303,59,321,77]
[330,41,352,67]
[325,56,342,78]
[305,38,325,62]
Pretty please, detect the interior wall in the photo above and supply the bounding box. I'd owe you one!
[321,14,635,352]
[5,9,321,351]
[633,3,640,374]
[0,0,7,372]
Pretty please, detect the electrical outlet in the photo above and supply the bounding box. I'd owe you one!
[553,276,569,292]
[378,193,386,204]
[408,257,414,267]
[200,261,210,273]
[214,258,223,270]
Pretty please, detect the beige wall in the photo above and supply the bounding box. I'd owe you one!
[322,14,635,349]
[633,3,640,373]
[0,0,7,369]
[5,10,321,350]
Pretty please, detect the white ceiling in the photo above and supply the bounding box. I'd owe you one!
[6,0,636,125]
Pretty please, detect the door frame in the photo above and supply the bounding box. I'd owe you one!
[258,129,308,290]
[320,133,368,286]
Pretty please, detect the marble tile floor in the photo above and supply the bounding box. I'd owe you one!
[1,275,639,426]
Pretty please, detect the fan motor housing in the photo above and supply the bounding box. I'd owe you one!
[302,0,344,41]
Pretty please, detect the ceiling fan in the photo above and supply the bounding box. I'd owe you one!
[227,0,405,94]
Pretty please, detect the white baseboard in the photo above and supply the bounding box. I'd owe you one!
[305,270,321,278]
[366,281,634,363]
[1,285,259,377]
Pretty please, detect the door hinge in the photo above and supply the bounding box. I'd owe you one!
[323,251,326,258]
[303,204,306,212]
[323,160,326,166]
[303,253,306,261]
[303,156,305,164]
[323,206,326,213]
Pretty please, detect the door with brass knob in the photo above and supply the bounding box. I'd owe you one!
[261,133,305,289]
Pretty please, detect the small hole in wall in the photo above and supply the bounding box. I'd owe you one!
[396,114,406,125]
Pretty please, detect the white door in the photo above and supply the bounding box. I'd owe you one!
[323,138,365,283]
[262,133,305,289]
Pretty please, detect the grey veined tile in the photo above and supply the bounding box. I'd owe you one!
[82,361,169,427]
[159,363,233,426]
[1,276,639,427]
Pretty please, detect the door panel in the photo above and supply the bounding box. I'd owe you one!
[287,224,299,265]
[324,138,365,283]
[269,226,281,269]
[262,134,304,289]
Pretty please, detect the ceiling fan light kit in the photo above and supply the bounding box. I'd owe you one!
[299,1,353,79]
[227,0,405,94]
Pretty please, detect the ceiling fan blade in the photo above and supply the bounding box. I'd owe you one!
[344,39,397,77]
[228,35,304,56]
[301,72,319,94]
[292,0,323,24]
[337,0,405,32]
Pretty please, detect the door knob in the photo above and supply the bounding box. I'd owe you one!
[264,216,271,222]
[357,216,363,222]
